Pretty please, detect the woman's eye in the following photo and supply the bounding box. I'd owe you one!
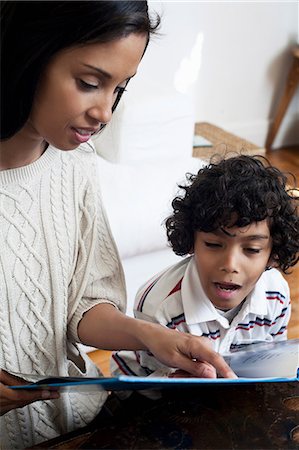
[79,79,98,90]
[114,86,127,95]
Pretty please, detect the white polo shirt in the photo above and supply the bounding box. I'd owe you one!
[111,256,290,377]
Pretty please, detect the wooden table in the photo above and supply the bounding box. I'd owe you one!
[29,381,299,449]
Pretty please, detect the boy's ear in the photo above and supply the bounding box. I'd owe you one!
[266,254,279,270]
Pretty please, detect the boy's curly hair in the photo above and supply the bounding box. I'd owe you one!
[165,154,299,273]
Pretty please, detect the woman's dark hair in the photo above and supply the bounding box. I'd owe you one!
[0,1,160,139]
[166,154,299,273]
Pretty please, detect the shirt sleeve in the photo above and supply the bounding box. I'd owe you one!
[269,278,291,341]
[67,147,126,343]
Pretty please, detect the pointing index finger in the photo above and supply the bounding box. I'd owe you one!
[188,340,238,379]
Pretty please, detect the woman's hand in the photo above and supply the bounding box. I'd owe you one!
[79,304,236,379]
[0,369,60,416]
[168,365,217,379]
[139,325,236,379]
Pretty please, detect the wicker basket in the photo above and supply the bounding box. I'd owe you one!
[193,122,265,160]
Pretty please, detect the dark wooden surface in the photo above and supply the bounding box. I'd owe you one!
[29,382,299,449]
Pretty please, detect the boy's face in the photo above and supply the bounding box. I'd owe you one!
[193,219,273,310]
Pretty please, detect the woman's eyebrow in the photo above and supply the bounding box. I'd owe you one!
[82,64,112,79]
[82,63,136,82]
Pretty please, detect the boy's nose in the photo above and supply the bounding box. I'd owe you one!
[220,251,239,274]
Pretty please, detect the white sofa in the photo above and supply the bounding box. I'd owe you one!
[81,89,205,352]
[96,153,204,317]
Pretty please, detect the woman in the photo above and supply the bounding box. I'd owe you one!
[0,2,235,448]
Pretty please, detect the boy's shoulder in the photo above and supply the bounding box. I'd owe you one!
[134,256,191,316]
[258,268,290,302]
[260,268,288,287]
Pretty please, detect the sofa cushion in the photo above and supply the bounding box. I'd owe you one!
[96,155,205,259]
[92,89,195,163]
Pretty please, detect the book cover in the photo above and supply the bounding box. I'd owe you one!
[9,339,299,393]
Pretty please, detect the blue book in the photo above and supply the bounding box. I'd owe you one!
[9,339,299,393]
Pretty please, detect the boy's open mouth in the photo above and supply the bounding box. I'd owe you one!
[214,282,241,291]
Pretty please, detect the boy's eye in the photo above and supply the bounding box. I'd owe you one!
[245,248,261,254]
[204,242,221,248]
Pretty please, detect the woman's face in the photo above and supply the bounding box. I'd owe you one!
[28,33,147,150]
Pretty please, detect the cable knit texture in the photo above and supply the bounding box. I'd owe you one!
[0,142,126,449]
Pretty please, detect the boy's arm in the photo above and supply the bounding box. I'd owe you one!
[78,303,236,378]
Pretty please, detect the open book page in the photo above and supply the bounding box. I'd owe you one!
[223,339,299,378]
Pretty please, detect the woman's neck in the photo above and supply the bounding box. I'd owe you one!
[0,128,47,170]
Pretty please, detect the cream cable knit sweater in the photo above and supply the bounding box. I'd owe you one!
[0,143,126,449]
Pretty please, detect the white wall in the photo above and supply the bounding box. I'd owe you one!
[128,1,299,149]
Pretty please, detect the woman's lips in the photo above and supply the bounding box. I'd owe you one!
[71,127,93,144]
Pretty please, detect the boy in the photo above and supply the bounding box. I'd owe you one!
[111,155,299,379]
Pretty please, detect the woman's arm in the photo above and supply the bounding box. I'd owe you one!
[78,303,236,378]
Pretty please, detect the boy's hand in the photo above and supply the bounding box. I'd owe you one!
[0,369,60,416]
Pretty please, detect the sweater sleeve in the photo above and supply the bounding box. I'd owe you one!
[67,147,127,343]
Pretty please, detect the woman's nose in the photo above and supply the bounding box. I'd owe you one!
[87,94,114,125]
